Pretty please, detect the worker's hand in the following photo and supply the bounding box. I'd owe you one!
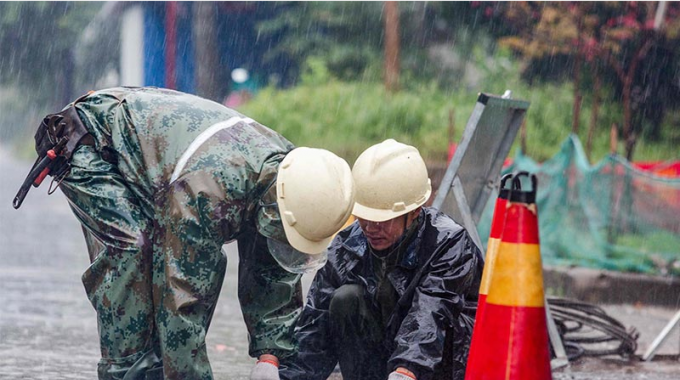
[249,354,280,380]
[388,367,417,380]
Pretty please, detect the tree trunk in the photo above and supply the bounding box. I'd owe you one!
[586,71,601,161]
[572,53,582,135]
[384,1,400,92]
[621,38,653,161]
[193,2,223,101]
[622,76,635,161]
[572,6,583,135]
[520,119,527,154]
[607,123,619,243]
[610,123,618,155]
[165,2,178,90]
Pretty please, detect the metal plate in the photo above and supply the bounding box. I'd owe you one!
[432,92,530,241]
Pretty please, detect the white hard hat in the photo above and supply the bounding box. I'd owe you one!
[352,139,431,222]
[276,147,355,254]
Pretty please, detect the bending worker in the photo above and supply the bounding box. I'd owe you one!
[280,139,484,380]
[14,87,354,380]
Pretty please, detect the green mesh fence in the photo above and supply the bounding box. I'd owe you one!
[477,135,680,276]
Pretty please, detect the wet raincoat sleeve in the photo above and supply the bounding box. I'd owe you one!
[279,247,343,380]
[389,229,483,380]
[237,229,304,360]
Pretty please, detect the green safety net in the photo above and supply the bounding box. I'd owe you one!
[477,134,680,276]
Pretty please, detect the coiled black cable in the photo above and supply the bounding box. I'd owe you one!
[547,297,639,360]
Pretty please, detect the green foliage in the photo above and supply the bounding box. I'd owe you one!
[0,2,108,146]
[493,1,680,150]
[239,58,463,163]
[239,56,677,165]
[299,57,333,86]
[631,116,680,162]
[257,2,459,85]
[257,2,385,83]
[0,2,102,105]
[3,1,676,166]
[616,231,680,275]
[254,1,680,160]
[240,81,461,164]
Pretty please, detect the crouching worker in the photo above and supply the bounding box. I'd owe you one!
[280,139,484,380]
[13,87,355,380]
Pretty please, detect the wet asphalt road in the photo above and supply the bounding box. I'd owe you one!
[1,146,679,379]
[0,147,259,379]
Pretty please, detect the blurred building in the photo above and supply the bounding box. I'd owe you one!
[81,2,291,102]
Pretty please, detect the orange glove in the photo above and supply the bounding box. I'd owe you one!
[250,354,280,380]
[388,367,417,380]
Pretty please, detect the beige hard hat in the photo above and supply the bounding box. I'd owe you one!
[352,139,431,222]
[276,147,355,254]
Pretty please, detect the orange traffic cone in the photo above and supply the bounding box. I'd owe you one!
[465,174,514,377]
[465,173,552,380]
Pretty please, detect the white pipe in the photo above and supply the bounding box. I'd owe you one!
[120,5,145,86]
[654,1,668,31]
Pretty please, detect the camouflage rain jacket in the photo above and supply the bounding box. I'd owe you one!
[63,87,301,378]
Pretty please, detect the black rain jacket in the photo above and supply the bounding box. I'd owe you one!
[281,207,484,380]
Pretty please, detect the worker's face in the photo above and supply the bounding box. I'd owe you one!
[357,210,419,251]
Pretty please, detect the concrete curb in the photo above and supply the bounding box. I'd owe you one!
[544,266,680,308]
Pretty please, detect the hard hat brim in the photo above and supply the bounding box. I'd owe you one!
[352,188,431,222]
[281,220,335,255]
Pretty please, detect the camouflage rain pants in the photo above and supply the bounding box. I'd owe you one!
[59,145,227,380]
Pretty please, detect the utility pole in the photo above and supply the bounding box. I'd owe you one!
[384,1,400,92]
